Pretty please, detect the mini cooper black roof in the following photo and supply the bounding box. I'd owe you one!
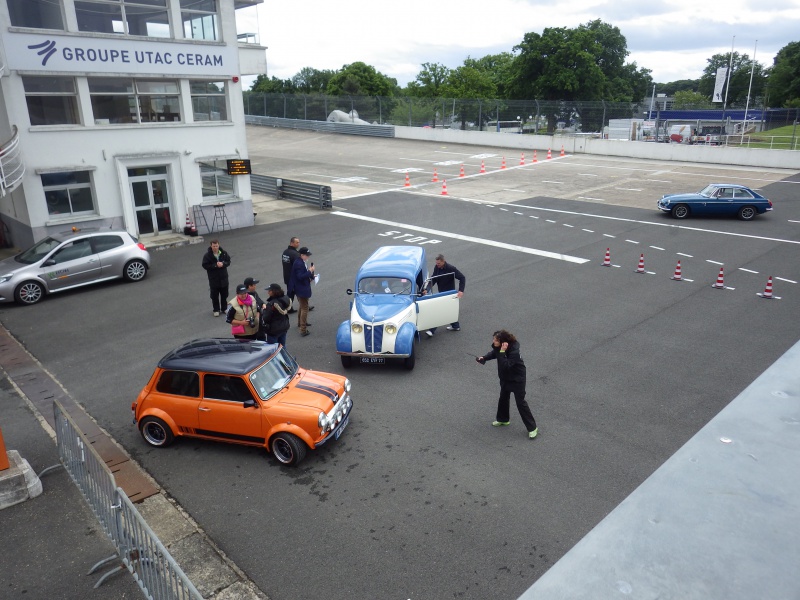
[157,338,280,375]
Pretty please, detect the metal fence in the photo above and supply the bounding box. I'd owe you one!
[53,400,202,600]
[250,172,332,208]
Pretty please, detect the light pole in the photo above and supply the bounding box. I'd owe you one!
[517,115,522,134]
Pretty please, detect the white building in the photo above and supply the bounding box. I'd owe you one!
[0,0,266,248]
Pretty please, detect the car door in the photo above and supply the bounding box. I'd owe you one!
[415,290,460,330]
[709,187,735,215]
[198,374,265,445]
[152,369,200,430]
[41,237,101,291]
[91,234,127,279]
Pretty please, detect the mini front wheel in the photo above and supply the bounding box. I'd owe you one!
[270,432,307,466]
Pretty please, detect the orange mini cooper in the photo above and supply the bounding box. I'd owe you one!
[132,338,353,466]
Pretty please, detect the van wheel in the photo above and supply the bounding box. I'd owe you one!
[140,417,174,447]
[271,432,307,466]
[341,355,353,368]
[14,281,45,305]
[403,340,416,371]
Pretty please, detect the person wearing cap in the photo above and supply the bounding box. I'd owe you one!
[244,277,267,341]
[201,239,232,317]
[281,236,300,313]
[288,246,315,337]
[262,283,291,348]
[225,284,259,340]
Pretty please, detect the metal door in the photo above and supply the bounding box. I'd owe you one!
[128,166,172,235]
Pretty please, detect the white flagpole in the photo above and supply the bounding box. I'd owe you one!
[722,36,735,132]
[743,40,758,133]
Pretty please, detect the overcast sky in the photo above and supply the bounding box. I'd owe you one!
[241,0,799,88]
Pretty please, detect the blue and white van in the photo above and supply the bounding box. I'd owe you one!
[336,246,460,370]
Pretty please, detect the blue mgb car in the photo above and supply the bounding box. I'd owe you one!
[657,183,773,220]
[336,246,460,371]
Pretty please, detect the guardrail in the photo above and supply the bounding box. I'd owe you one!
[1,125,25,197]
[245,114,395,138]
[53,400,202,599]
[251,173,332,209]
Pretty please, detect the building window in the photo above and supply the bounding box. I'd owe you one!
[41,172,96,217]
[180,0,219,40]
[23,76,80,126]
[200,161,234,198]
[8,0,65,29]
[89,78,180,124]
[190,81,227,121]
[75,0,170,37]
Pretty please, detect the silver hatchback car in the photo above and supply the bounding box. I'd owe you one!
[0,230,150,305]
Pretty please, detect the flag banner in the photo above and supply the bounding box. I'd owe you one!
[713,67,728,102]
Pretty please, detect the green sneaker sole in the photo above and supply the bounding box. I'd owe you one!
[492,421,510,426]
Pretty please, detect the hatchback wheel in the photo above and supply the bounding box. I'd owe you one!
[738,206,756,221]
[124,259,148,281]
[14,281,45,305]
[271,432,307,466]
[140,417,174,447]
[670,204,690,219]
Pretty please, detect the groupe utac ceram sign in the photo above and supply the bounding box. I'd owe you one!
[4,31,238,77]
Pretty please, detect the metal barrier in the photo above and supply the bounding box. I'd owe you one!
[1,125,25,197]
[251,173,332,209]
[245,114,395,138]
[53,400,202,599]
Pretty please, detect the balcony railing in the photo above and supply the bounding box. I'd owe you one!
[1,126,24,197]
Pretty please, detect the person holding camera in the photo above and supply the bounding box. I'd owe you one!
[226,284,260,340]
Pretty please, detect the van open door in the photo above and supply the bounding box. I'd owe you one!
[415,290,459,330]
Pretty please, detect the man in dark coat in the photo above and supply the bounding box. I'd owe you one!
[281,236,300,313]
[262,283,291,348]
[425,254,465,336]
[201,239,231,316]
[288,247,315,337]
[476,330,538,439]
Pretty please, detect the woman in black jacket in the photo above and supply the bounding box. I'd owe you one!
[476,330,538,439]
[262,283,291,348]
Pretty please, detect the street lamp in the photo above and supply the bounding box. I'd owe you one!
[517,115,522,134]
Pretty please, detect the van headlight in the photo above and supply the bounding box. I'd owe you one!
[385,323,397,335]
[352,323,363,334]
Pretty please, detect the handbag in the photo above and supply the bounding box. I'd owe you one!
[231,324,245,335]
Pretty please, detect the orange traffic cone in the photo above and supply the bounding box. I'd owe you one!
[459,164,465,178]
[404,173,411,187]
[634,254,645,273]
[532,150,538,163]
[671,261,683,281]
[480,160,486,174]
[501,157,506,169]
[758,276,776,299]
[520,153,525,165]
[185,212,192,229]
[441,180,448,196]
[711,267,725,289]
[547,148,552,160]
[560,145,565,157]
[432,169,438,182]
[601,248,611,267]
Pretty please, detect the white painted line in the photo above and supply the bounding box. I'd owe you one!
[603,234,616,238]
[625,239,639,244]
[578,197,606,202]
[579,173,597,177]
[677,252,693,258]
[499,208,509,212]
[504,189,528,193]
[563,224,574,228]
[546,219,556,223]
[616,188,643,191]
[738,268,759,274]
[789,220,800,223]
[331,212,590,264]
[514,212,524,215]
[646,179,672,183]
[683,278,695,282]
[649,246,665,251]
[775,277,797,284]
[541,180,564,184]
[485,205,495,207]
[582,229,594,233]
[706,260,724,265]
[529,215,539,219]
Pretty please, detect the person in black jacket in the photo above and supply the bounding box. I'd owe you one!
[201,240,231,316]
[262,283,291,348]
[424,254,465,336]
[244,277,267,341]
[281,236,300,313]
[476,330,538,439]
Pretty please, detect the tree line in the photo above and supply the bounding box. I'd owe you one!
[251,20,799,110]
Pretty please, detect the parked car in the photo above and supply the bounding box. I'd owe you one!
[657,184,773,220]
[0,229,150,305]
[336,246,460,370]
[132,338,353,466]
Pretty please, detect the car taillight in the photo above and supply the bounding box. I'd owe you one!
[768,200,773,207]
[137,242,147,250]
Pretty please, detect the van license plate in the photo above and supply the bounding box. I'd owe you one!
[360,357,385,364]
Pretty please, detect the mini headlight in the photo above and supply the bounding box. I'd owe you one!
[352,323,363,334]
[344,379,351,393]
[385,324,397,335]
[318,411,327,429]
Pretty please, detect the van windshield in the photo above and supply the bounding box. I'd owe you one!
[358,277,413,295]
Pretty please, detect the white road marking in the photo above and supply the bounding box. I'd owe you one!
[579,173,598,177]
[331,212,590,264]
[499,208,509,211]
[541,180,564,184]
[514,212,524,215]
[789,220,800,223]
[546,219,556,223]
[775,277,797,284]
[582,229,594,233]
[504,189,528,193]
[563,224,574,228]
[646,179,672,183]
[529,215,539,219]
[578,196,606,201]
[603,234,616,238]
[677,252,693,257]
[625,239,639,244]
[616,187,643,191]
[649,246,665,250]
[739,268,759,274]
[707,260,724,265]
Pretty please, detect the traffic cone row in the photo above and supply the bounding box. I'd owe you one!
[520,153,525,165]
[432,169,438,182]
[404,173,411,187]
[501,157,506,169]
[480,160,486,174]
[547,148,552,160]
[459,164,465,178]
[532,150,538,163]
[441,180,448,196]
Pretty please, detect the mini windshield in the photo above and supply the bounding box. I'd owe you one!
[250,347,299,400]
[698,185,718,198]
[16,237,62,264]
[358,277,413,295]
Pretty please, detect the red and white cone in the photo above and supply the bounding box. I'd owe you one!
[441,180,448,196]
[532,150,538,163]
[547,148,552,160]
[711,267,725,288]
[404,173,411,187]
[560,145,565,157]
[758,276,775,299]
[634,254,645,273]
[520,153,525,165]
[501,157,506,169]
[185,212,192,229]
[432,169,439,182]
[480,160,486,174]
[671,261,683,280]
[459,164,465,178]
[601,248,611,267]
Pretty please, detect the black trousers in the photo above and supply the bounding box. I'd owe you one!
[496,381,537,432]
[209,285,228,312]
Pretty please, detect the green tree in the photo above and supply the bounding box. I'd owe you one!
[406,62,450,97]
[250,75,294,93]
[291,67,335,94]
[326,62,399,96]
[464,53,516,98]
[673,90,713,109]
[766,41,800,107]
[443,64,497,129]
[698,52,767,107]
[657,80,700,95]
